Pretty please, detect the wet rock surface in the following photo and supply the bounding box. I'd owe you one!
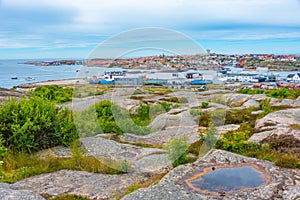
[122,149,300,200]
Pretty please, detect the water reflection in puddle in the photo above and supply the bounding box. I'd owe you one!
[186,165,270,194]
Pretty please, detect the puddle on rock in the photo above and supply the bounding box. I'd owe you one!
[185,164,271,195]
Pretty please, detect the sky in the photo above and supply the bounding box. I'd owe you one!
[0,0,300,59]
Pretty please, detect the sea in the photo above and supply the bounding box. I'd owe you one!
[0,59,296,89]
[0,59,83,89]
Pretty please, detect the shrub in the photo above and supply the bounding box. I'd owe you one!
[33,85,73,103]
[266,87,288,98]
[198,112,211,127]
[190,108,203,116]
[0,135,6,159]
[258,98,273,118]
[0,97,78,152]
[215,123,256,154]
[94,100,124,134]
[201,101,209,108]
[166,136,189,167]
[93,101,151,135]
[225,108,255,124]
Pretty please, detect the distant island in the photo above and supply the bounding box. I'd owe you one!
[22,59,84,66]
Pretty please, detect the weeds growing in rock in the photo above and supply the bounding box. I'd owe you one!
[215,122,300,169]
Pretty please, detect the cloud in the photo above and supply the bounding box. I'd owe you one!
[1,0,300,58]
[3,0,300,32]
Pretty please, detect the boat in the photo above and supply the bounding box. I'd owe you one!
[25,77,35,81]
[11,77,18,80]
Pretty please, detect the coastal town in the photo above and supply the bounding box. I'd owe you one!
[18,52,300,91]
[85,52,300,89]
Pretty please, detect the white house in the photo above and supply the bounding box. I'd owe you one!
[287,73,300,83]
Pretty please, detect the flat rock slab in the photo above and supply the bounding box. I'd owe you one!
[217,124,240,134]
[119,127,199,147]
[0,183,45,200]
[243,99,259,108]
[79,136,171,174]
[12,170,139,200]
[249,108,300,143]
[224,93,252,107]
[149,110,198,131]
[122,149,300,200]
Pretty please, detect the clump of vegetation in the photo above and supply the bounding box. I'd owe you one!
[201,101,209,108]
[166,136,190,167]
[209,95,227,105]
[215,123,257,154]
[51,194,91,200]
[0,97,78,152]
[0,142,126,183]
[225,108,256,125]
[198,112,211,127]
[238,88,264,95]
[78,100,173,136]
[215,122,300,169]
[33,85,73,103]
[258,98,273,118]
[239,87,300,99]
[190,108,203,116]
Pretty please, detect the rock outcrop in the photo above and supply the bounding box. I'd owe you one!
[0,183,45,200]
[12,170,140,200]
[0,88,24,101]
[122,149,300,200]
[79,136,172,174]
[149,110,197,131]
[118,127,199,147]
[248,108,300,144]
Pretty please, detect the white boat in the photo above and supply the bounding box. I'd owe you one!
[25,77,35,81]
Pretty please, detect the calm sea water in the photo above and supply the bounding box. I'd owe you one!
[0,60,81,89]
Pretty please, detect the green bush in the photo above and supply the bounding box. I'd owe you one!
[198,112,211,127]
[266,87,288,98]
[225,109,255,124]
[0,135,6,159]
[238,88,264,95]
[215,123,257,154]
[201,101,209,108]
[94,100,123,134]
[166,136,189,167]
[190,108,203,116]
[0,97,78,152]
[73,107,103,138]
[258,98,273,118]
[33,85,73,103]
[239,87,300,99]
[93,101,152,135]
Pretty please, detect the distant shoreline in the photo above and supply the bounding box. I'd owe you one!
[17,78,85,90]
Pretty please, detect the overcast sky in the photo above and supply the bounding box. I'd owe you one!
[0,0,300,59]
